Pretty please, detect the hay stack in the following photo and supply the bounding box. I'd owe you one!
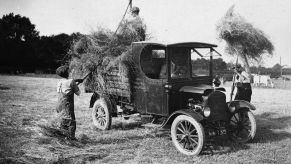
[216,5,274,72]
[69,23,147,98]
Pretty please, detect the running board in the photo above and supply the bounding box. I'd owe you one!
[142,119,167,128]
[142,123,162,128]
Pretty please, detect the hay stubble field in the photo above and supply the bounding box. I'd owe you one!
[0,75,291,163]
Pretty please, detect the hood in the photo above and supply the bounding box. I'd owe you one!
[179,84,225,95]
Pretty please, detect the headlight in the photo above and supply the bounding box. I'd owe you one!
[203,106,211,117]
[229,105,236,113]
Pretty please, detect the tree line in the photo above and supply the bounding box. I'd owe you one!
[0,13,83,74]
[0,13,289,77]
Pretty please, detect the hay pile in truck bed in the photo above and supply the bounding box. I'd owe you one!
[69,24,147,100]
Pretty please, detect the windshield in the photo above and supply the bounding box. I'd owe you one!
[191,48,211,76]
[169,48,190,79]
[169,47,211,79]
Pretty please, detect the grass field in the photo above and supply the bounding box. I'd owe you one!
[0,75,291,164]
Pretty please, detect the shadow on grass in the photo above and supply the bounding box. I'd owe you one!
[201,112,291,155]
[0,83,10,90]
[81,111,291,156]
[253,112,291,143]
[197,135,250,155]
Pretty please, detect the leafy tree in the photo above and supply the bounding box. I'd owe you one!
[213,58,227,70]
[0,13,39,72]
[34,34,71,71]
[33,32,83,71]
[0,13,85,73]
[272,63,282,72]
[192,58,209,70]
[192,58,227,71]
[0,13,39,41]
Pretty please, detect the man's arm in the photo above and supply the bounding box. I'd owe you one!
[241,71,251,82]
[234,70,245,81]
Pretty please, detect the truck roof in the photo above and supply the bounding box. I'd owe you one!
[132,41,217,48]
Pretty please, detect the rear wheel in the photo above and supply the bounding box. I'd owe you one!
[171,115,205,155]
[228,110,256,143]
[92,97,112,130]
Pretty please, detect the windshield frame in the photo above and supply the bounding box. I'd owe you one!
[167,47,214,82]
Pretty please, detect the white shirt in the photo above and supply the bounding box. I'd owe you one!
[235,71,251,83]
[57,79,80,96]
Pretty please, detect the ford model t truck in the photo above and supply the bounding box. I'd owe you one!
[89,41,257,155]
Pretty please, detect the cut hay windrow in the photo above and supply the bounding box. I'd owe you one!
[69,22,147,98]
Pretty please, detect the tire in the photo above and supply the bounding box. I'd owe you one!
[171,115,205,155]
[228,110,256,143]
[92,97,112,130]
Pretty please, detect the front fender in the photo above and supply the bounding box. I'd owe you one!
[227,100,256,113]
[162,108,204,128]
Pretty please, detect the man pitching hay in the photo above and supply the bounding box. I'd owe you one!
[48,65,83,140]
[217,5,273,102]
[117,6,146,41]
[232,64,252,102]
[126,6,146,41]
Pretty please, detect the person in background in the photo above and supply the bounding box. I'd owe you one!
[53,65,83,140]
[213,75,221,87]
[130,6,146,41]
[171,65,188,78]
[118,6,146,41]
[232,64,252,102]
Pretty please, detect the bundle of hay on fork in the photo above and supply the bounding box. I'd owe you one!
[216,5,274,72]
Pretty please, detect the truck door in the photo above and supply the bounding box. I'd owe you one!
[138,45,168,116]
[145,79,167,115]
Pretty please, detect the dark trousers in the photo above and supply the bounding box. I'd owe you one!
[235,83,252,102]
[60,118,76,138]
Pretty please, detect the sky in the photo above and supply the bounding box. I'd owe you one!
[1,0,291,67]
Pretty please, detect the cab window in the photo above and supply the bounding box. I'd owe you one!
[140,46,166,79]
[169,48,190,79]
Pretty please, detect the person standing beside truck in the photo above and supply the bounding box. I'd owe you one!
[232,64,252,102]
[53,65,83,140]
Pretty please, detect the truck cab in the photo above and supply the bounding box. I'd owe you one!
[132,41,218,116]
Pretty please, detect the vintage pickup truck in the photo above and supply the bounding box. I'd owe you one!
[88,41,256,155]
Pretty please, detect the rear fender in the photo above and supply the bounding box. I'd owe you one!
[162,109,204,128]
[89,92,99,108]
[227,100,256,113]
[89,93,117,116]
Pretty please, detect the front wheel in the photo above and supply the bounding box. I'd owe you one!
[228,110,256,143]
[171,115,205,155]
[92,97,112,130]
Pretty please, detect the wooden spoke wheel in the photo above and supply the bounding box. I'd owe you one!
[171,115,205,155]
[92,97,112,130]
[228,110,256,143]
